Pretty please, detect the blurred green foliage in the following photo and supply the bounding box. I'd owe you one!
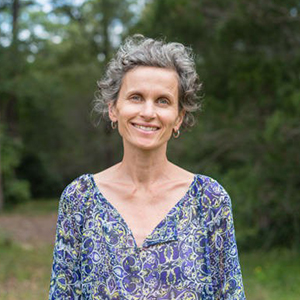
[0,0,300,250]
[0,128,31,204]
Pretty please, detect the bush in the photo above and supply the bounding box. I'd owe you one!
[1,129,31,206]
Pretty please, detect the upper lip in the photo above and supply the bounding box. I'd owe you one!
[131,122,160,129]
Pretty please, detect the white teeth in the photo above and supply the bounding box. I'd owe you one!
[134,124,158,131]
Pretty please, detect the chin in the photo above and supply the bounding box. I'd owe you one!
[128,138,167,151]
[135,143,160,151]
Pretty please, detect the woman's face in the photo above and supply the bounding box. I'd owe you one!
[109,66,184,151]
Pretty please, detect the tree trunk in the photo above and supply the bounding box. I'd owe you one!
[6,0,20,137]
[12,0,20,46]
[0,0,21,211]
[101,0,114,168]
[0,135,4,211]
[101,0,111,61]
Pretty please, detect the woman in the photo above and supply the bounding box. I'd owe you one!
[49,35,246,299]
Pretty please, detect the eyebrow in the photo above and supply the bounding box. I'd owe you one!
[125,89,175,100]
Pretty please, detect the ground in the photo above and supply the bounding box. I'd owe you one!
[0,209,58,300]
[0,213,57,247]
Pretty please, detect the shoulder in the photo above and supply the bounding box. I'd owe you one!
[194,174,229,194]
[62,174,93,197]
[194,174,232,208]
[59,174,95,211]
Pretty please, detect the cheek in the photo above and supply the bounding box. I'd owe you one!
[163,111,181,126]
[117,107,135,122]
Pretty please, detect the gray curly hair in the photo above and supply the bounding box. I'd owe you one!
[94,35,202,129]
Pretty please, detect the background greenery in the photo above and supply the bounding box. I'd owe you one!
[1,0,300,298]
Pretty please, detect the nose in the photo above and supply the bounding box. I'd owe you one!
[140,100,155,119]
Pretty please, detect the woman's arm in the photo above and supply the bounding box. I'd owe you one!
[204,179,246,300]
[49,186,82,300]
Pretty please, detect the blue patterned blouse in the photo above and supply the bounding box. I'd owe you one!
[49,174,246,299]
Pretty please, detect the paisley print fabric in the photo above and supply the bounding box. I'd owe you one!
[49,174,246,299]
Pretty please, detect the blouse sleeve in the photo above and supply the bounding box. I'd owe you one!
[204,179,246,299]
[49,186,82,300]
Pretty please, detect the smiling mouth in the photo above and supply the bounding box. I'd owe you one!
[132,123,160,131]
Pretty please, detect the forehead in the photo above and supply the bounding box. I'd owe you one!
[120,66,179,95]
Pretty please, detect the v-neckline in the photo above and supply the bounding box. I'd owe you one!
[89,173,198,249]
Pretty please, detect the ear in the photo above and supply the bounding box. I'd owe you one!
[108,101,118,122]
[174,109,185,132]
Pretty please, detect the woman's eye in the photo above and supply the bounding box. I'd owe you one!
[131,95,142,102]
[157,98,169,105]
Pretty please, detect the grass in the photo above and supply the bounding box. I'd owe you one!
[240,248,300,300]
[0,199,57,300]
[1,198,58,216]
[0,239,53,300]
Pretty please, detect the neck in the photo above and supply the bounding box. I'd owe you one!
[117,142,172,187]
